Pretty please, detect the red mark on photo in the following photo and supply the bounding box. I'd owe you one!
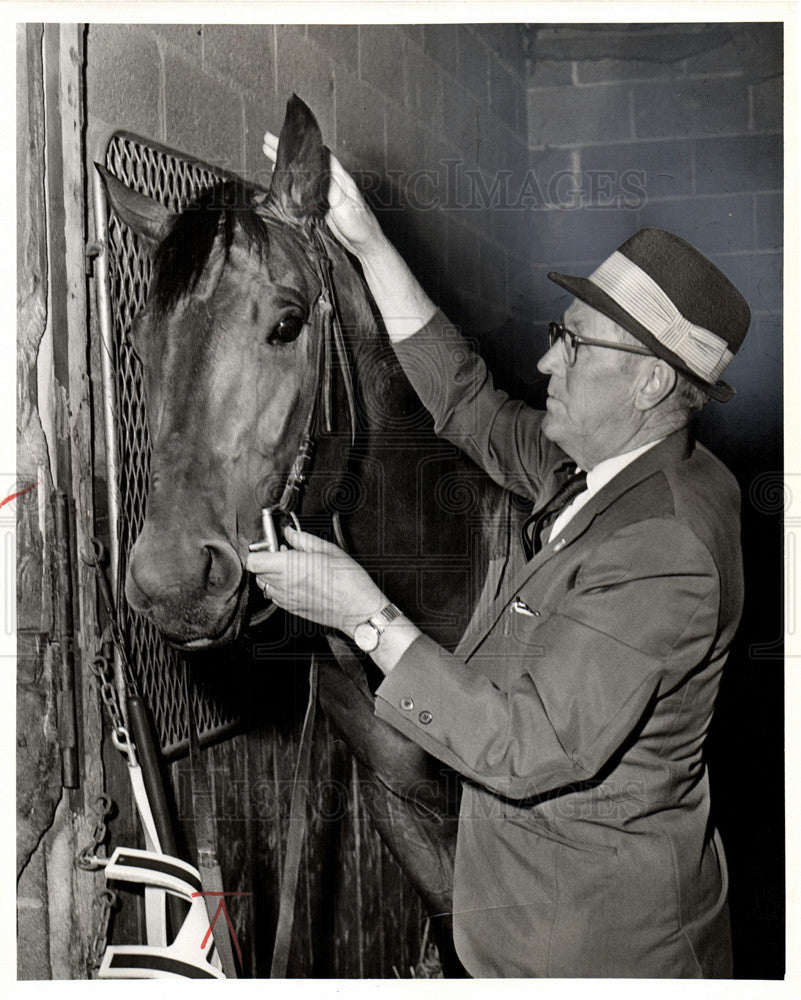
[191,891,252,967]
[0,483,38,509]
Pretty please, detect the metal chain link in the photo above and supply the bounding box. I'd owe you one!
[76,793,113,871]
[90,652,137,764]
[86,888,118,974]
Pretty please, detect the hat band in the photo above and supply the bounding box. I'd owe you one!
[590,251,734,383]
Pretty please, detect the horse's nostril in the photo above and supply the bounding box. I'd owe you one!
[204,541,241,594]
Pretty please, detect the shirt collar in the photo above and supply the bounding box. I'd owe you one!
[583,438,666,496]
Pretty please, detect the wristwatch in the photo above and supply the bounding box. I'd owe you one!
[352,603,403,652]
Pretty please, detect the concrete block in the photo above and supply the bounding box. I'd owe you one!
[695,134,782,194]
[439,73,482,154]
[308,23,359,71]
[752,76,783,133]
[334,68,387,171]
[637,194,755,256]
[528,58,573,89]
[492,204,536,266]
[400,35,441,120]
[698,312,783,457]
[275,26,335,145]
[202,24,276,102]
[489,53,522,132]
[445,216,480,293]
[528,83,632,146]
[422,23,459,76]
[163,50,244,174]
[579,139,693,202]
[475,112,527,189]
[711,250,782,316]
[575,56,683,85]
[86,23,161,140]
[508,260,564,325]
[243,94,286,189]
[149,23,203,57]
[474,23,526,79]
[478,240,509,310]
[399,24,424,48]
[755,192,783,251]
[684,24,782,81]
[527,146,577,208]
[384,99,425,178]
[632,77,748,138]
[360,25,404,97]
[456,27,489,102]
[525,204,637,267]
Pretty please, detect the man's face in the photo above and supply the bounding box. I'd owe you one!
[537,299,645,469]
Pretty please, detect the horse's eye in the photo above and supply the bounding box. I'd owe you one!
[268,313,305,345]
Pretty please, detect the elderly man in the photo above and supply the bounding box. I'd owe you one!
[250,139,750,978]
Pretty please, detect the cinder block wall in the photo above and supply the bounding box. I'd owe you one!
[524,23,782,461]
[85,22,530,349]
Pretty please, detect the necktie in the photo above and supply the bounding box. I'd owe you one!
[522,467,588,559]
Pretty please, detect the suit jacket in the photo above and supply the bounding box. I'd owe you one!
[374,311,743,978]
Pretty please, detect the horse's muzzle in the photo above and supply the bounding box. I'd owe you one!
[125,531,247,647]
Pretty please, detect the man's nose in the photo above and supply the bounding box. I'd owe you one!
[537,339,563,376]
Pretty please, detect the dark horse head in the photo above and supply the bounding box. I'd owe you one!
[99,97,384,650]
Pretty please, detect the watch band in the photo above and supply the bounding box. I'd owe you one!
[369,603,403,628]
[353,603,403,652]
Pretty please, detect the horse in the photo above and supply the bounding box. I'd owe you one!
[97,95,518,977]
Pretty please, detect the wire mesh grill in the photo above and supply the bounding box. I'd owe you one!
[101,133,248,758]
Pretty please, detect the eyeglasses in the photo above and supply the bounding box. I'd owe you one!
[548,321,654,367]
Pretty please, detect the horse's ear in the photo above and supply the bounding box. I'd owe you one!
[95,163,177,249]
[266,95,330,221]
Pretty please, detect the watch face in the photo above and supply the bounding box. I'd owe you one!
[353,621,379,652]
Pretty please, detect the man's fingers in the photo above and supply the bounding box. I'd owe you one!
[262,131,279,163]
[283,525,336,553]
[245,551,284,574]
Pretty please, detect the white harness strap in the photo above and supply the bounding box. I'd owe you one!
[129,762,169,948]
[98,847,223,980]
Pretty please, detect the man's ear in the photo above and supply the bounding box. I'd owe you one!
[265,94,330,223]
[635,359,677,411]
[95,163,177,249]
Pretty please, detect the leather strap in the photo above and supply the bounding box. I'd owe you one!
[270,654,319,977]
[187,702,239,979]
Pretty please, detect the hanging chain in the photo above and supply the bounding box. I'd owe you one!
[83,535,137,696]
[76,793,114,871]
[75,538,141,974]
[86,888,118,973]
[90,651,137,764]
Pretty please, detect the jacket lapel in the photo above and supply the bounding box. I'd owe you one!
[455,428,693,659]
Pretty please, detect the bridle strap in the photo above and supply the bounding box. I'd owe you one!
[269,653,319,977]
[275,223,357,517]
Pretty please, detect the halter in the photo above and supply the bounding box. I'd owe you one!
[275,222,357,515]
[246,220,358,627]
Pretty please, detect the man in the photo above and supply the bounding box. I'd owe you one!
[251,137,750,978]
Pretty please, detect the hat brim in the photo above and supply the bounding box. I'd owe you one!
[548,271,735,403]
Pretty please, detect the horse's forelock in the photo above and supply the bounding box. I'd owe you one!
[151,180,271,314]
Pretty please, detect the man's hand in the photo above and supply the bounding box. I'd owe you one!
[263,131,384,259]
[263,126,436,342]
[245,525,386,636]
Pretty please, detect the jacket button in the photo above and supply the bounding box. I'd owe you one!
[400,697,414,711]
[418,711,432,725]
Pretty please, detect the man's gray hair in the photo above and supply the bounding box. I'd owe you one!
[670,372,711,415]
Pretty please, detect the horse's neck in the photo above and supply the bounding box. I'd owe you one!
[331,252,509,645]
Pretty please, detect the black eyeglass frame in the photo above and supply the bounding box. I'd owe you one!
[548,321,654,366]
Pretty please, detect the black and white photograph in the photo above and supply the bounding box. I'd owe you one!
[9,3,795,991]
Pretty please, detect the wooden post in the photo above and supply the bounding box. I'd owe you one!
[17,22,116,980]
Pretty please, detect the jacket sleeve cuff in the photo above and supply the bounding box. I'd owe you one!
[374,633,505,782]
